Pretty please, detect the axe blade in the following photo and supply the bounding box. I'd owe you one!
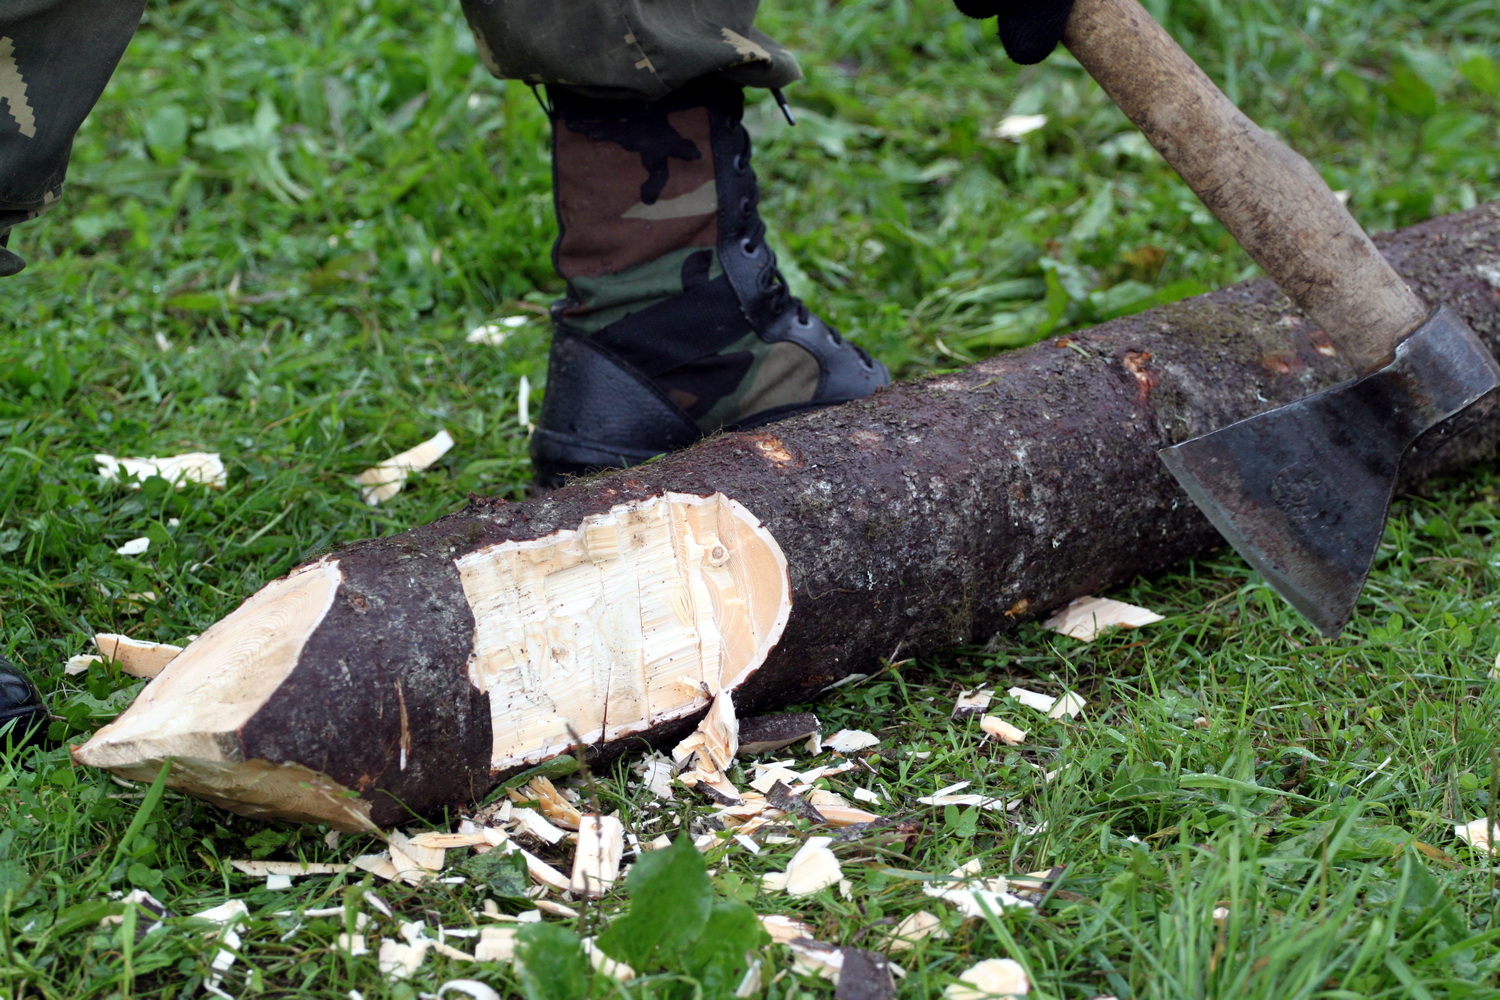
[1159,307,1500,637]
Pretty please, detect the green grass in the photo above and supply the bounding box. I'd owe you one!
[2,0,1499,996]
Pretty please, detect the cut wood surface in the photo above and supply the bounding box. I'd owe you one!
[74,204,1500,828]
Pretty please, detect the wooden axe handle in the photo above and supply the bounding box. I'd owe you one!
[1062,0,1428,371]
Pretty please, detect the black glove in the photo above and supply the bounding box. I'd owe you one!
[954,0,1077,65]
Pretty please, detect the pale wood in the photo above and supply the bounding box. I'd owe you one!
[92,634,183,679]
[456,491,788,772]
[569,815,625,897]
[1063,0,1429,370]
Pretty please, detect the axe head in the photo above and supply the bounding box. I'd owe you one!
[1159,307,1500,637]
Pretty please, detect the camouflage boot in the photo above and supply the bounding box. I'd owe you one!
[530,77,890,489]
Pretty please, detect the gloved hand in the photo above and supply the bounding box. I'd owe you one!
[953,0,1078,64]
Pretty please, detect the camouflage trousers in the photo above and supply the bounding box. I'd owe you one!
[0,0,799,244]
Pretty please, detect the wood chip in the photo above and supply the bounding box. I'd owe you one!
[738,712,821,755]
[824,729,880,753]
[787,938,843,981]
[337,932,369,956]
[269,872,300,890]
[1047,692,1086,720]
[404,832,491,851]
[437,980,502,1000]
[582,937,636,981]
[836,947,896,1000]
[352,851,402,884]
[378,939,429,979]
[570,815,624,897]
[1042,595,1162,641]
[945,958,1030,998]
[115,536,151,556]
[766,780,827,823]
[749,764,801,794]
[916,793,1017,813]
[355,429,454,505]
[632,753,676,801]
[475,926,518,962]
[230,859,356,877]
[672,691,740,781]
[952,687,994,718]
[96,452,226,489]
[509,776,582,831]
[852,787,882,805]
[766,837,842,896]
[64,653,103,676]
[760,914,815,944]
[511,807,569,845]
[1006,687,1056,713]
[93,634,183,679]
[884,910,947,952]
[533,899,578,918]
[389,829,445,872]
[814,804,883,827]
[980,716,1027,745]
[1455,817,1497,854]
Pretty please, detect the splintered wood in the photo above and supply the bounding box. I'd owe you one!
[1042,595,1163,641]
[457,492,789,771]
[356,429,454,505]
[570,815,624,897]
[92,634,183,679]
[95,452,226,489]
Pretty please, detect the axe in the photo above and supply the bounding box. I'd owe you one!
[1059,0,1500,635]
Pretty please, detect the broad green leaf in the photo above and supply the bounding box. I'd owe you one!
[596,835,713,971]
[515,923,590,1000]
[681,899,769,994]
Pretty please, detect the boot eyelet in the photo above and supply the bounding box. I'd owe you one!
[740,237,759,257]
[733,152,747,173]
[739,196,753,216]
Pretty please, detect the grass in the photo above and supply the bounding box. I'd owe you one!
[1,0,1498,996]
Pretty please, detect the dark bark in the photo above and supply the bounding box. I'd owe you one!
[82,203,1500,826]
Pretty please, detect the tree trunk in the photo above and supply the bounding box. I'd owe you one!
[75,203,1500,829]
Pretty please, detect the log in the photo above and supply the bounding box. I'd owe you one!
[75,204,1500,829]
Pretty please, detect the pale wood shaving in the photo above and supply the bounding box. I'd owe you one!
[583,937,636,981]
[916,793,1018,813]
[475,926,518,962]
[436,980,502,1000]
[378,939,429,979]
[389,829,445,872]
[1455,816,1497,854]
[749,764,800,794]
[786,938,843,981]
[336,933,368,956]
[96,452,226,489]
[1043,595,1162,641]
[570,815,624,897]
[533,899,579,918]
[1047,692,1086,720]
[264,873,292,891]
[824,729,880,753]
[511,807,569,845]
[884,910,948,952]
[953,687,994,718]
[922,864,1033,919]
[632,753,676,801]
[766,837,841,896]
[64,653,102,676]
[980,716,1027,745]
[1006,687,1056,713]
[509,776,582,830]
[92,633,183,679]
[812,804,883,827]
[945,957,1030,998]
[115,536,150,556]
[230,859,355,877]
[405,832,490,850]
[853,787,882,805]
[760,914,815,944]
[356,429,454,505]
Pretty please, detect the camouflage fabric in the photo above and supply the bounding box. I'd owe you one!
[0,0,144,267]
[548,83,822,431]
[460,0,801,101]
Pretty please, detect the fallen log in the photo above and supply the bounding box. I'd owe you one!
[75,204,1500,829]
